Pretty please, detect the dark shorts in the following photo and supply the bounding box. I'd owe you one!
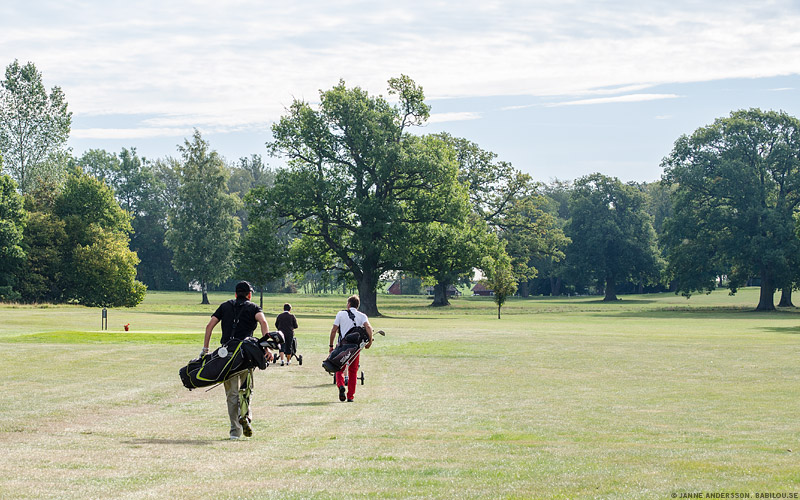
[281,332,295,355]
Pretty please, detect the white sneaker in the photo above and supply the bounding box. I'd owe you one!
[230,435,240,440]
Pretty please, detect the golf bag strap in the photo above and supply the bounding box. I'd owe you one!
[338,309,358,344]
[231,301,247,335]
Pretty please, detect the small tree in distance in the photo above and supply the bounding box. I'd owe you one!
[235,185,288,308]
[480,252,518,319]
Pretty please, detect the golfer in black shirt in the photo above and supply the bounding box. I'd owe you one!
[202,281,272,440]
[275,303,299,365]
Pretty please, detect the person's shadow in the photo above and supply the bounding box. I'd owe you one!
[122,438,215,446]
[276,401,336,407]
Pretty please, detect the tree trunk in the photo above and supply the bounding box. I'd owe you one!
[259,287,264,309]
[518,280,530,298]
[779,288,794,307]
[755,268,775,311]
[357,272,380,317]
[201,280,209,305]
[430,281,451,307]
[603,275,618,301]
[497,304,501,319]
[550,276,562,296]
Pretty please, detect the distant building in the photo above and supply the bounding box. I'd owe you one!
[388,277,423,295]
[388,281,403,295]
[472,282,493,296]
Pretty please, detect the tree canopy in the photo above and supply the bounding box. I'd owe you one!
[235,185,288,307]
[165,130,241,304]
[566,173,662,301]
[0,60,71,193]
[53,169,146,307]
[266,76,467,315]
[480,251,518,319]
[662,108,800,310]
[0,172,25,299]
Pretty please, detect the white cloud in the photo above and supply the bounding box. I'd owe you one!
[427,112,483,124]
[546,94,681,107]
[4,1,799,134]
[71,127,193,139]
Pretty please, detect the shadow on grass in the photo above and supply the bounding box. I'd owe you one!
[294,384,334,389]
[123,438,214,446]
[592,307,800,321]
[574,299,659,305]
[277,401,337,407]
[138,311,211,316]
[759,326,800,335]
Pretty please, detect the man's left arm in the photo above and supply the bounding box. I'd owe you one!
[255,312,273,362]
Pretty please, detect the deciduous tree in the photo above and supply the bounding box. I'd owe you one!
[54,169,146,307]
[165,130,241,304]
[662,109,800,310]
[566,173,662,301]
[266,76,466,316]
[480,251,517,319]
[0,171,25,299]
[235,186,288,308]
[0,60,71,192]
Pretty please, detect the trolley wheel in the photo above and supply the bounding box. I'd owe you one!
[298,354,303,366]
[332,373,336,384]
[359,371,365,385]
[344,375,349,385]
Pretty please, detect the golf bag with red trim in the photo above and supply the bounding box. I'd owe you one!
[322,329,369,374]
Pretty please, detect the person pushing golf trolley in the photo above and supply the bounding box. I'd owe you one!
[326,295,377,402]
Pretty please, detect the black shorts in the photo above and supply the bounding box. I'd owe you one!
[281,332,295,355]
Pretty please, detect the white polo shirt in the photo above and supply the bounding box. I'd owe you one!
[333,307,368,343]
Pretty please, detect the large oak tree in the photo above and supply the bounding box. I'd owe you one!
[266,76,466,316]
[566,173,662,301]
[662,109,800,311]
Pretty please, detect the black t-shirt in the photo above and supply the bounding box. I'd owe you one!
[212,299,262,343]
[275,311,298,336]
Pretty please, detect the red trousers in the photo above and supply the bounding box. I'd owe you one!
[335,353,360,400]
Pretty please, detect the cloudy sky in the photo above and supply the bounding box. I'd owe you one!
[3,0,799,182]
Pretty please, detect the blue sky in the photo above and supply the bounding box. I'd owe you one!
[3,1,799,182]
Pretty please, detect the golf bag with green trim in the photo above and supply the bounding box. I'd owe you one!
[238,370,253,423]
[179,332,283,390]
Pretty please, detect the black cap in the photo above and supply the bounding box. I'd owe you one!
[235,281,253,295]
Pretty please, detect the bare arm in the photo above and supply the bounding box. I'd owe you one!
[203,316,220,352]
[329,325,338,352]
[363,320,374,349]
[255,312,269,336]
[255,312,273,361]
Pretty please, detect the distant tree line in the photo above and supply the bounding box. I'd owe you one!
[1,60,799,313]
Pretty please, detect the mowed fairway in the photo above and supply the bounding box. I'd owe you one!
[1,289,798,499]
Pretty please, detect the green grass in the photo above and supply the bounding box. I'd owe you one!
[0,288,798,499]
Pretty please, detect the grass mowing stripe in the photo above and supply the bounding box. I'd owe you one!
[0,330,201,344]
